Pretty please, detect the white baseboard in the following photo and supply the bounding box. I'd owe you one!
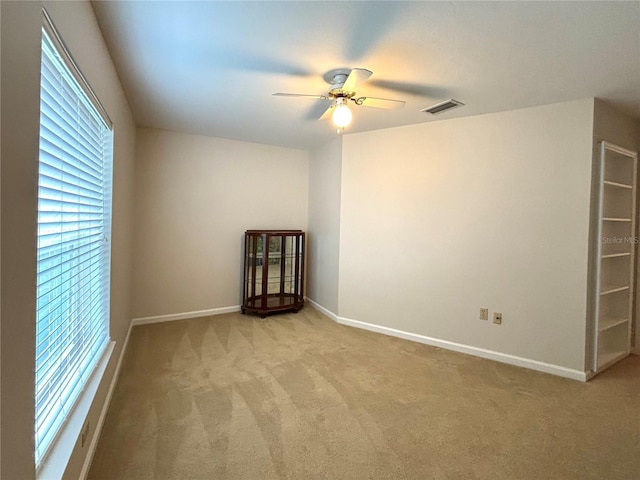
[79,322,134,480]
[305,298,339,322]
[306,300,587,382]
[131,306,241,326]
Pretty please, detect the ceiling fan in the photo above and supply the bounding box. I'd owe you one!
[273,68,405,133]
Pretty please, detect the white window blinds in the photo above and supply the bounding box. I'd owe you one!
[35,17,113,465]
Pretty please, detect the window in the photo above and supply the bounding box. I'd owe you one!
[35,12,113,466]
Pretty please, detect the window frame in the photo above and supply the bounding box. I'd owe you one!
[35,8,114,471]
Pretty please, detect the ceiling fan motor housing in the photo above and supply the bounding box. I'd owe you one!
[328,73,355,98]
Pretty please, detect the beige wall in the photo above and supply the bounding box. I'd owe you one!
[338,99,595,372]
[133,128,309,319]
[1,2,41,477]
[0,1,136,478]
[307,138,342,314]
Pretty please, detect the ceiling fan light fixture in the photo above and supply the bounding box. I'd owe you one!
[273,67,405,133]
[332,98,352,129]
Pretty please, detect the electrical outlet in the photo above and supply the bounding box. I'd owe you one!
[493,312,502,325]
[81,420,90,448]
[479,308,489,321]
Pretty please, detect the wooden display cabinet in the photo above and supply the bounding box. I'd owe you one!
[242,230,305,317]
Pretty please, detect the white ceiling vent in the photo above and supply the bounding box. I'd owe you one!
[421,99,464,115]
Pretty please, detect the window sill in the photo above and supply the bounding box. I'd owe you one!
[36,340,115,480]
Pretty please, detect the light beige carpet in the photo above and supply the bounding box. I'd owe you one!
[88,308,640,480]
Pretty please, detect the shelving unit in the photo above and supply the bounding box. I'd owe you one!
[242,230,305,317]
[592,142,637,374]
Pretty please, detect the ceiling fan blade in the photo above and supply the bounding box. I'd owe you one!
[305,100,333,120]
[344,3,404,62]
[319,104,336,121]
[273,93,329,100]
[342,68,373,92]
[355,96,405,110]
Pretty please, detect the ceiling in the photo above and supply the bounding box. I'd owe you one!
[91,1,640,151]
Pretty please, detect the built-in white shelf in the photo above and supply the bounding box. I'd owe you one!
[604,180,633,189]
[601,252,631,259]
[597,350,627,370]
[600,285,630,296]
[598,317,629,332]
[592,141,637,376]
